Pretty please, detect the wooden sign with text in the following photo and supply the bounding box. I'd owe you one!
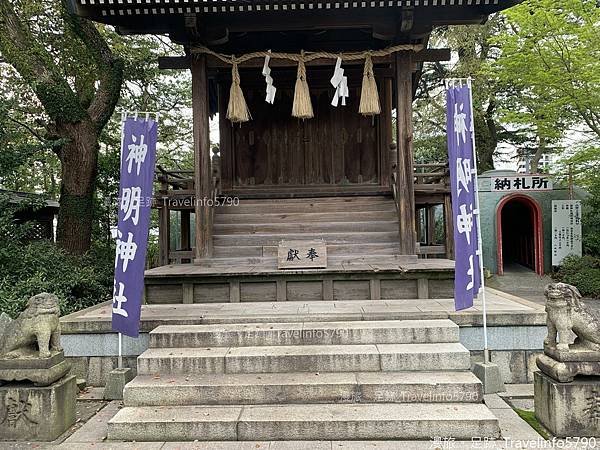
[278,240,327,269]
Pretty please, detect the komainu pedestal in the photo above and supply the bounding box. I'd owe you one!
[0,293,76,441]
[535,283,600,437]
[0,375,77,441]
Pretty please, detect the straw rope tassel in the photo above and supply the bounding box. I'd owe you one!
[359,53,381,116]
[292,53,314,119]
[227,59,251,123]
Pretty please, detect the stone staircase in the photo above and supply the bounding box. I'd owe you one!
[108,319,501,441]
[212,195,401,257]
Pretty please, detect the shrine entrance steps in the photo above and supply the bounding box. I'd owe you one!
[213,195,401,258]
[145,195,455,303]
[107,318,501,441]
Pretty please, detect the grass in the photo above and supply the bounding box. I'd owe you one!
[514,408,550,440]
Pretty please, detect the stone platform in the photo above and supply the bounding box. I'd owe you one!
[60,288,547,387]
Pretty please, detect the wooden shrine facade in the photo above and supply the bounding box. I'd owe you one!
[70,0,521,264]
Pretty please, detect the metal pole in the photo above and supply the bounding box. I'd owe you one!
[467,78,490,363]
[118,332,123,369]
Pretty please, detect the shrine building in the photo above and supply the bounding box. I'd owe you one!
[68,0,523,304]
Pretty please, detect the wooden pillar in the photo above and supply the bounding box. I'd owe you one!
[444,194,455,259]
[218,83,233,190]
[181,210,191,250]
[394,52,417,255]
[427,206,436,245]
[192,54,213,261]
[158,175,170,266]
[378,77,393,187]
[158,205,170,266]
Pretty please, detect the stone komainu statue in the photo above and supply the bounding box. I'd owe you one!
[544,282,600,352]
[0,293,63,359]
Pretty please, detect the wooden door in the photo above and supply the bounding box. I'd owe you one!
[221,68,381,189]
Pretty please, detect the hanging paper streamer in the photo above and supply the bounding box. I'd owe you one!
[330,57,349,107]
[262,52,276,104]
[292,52,314,119]
[227,58,251,123]
[359,53,381,116]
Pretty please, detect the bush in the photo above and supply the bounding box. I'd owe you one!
[553,255,600,299]
[0,196,113,318]
[582,176,600,257]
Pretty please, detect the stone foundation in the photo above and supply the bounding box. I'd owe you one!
[535,371,600,437]
[0,375,77,441]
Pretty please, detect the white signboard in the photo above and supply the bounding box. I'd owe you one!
[552,200,582,266]
[278,240,327,269]
[491,175,552,192]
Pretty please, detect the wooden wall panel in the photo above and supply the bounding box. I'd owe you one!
[220,68,382,188]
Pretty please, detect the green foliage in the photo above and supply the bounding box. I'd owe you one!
[489,0,600,170]
[554,255,600,299]
[581,175,600,256]
[0,197,113,318]
[513,409,549,439]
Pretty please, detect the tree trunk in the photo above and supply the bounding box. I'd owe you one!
[56,119,99,255]
[530,135,546,173]
[474,113,496,173]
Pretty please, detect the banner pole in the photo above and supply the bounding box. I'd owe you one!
[467,78,490,363]
[118,332,123,369]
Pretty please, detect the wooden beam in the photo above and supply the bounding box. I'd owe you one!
[394,52,417,255]
[158,49,449,71]
[158,56,190,70]
[192,54,213,261]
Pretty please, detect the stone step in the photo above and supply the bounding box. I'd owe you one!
[214,211,399,224]
[213,221,399,234]
[213,232,400,247]
[107,403,500,441]
[136,343,471,375]
[148,319,460,348]
[213,243,401,257]
[123,371,483,406]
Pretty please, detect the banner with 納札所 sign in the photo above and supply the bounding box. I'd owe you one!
[491,175,552,192]
[112,116,158,337]
[446,83,481,311]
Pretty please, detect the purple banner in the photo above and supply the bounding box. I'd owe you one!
[112,117,158,337]
[446,84,481,311]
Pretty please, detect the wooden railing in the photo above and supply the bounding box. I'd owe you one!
[155,162,221,265]
[414,162,449,185]
[417,244,447,259]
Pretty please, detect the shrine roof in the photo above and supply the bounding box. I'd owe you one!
[67,0,523,45]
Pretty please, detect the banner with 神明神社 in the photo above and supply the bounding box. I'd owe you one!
[446,83,481,311]
[112,116,158,337]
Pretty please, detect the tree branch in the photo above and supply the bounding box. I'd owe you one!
[60,0,124,131]
[0,0,87,124]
